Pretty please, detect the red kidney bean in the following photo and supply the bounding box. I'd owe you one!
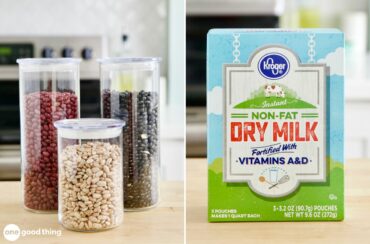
[23,91,78,211]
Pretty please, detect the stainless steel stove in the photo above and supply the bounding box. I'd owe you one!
[0,35,106,180]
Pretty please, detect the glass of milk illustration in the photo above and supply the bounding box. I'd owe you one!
[269,169,279,183]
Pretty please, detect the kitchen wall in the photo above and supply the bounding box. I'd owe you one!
[316,0,367,27]
[0,0,168,75]
[0,0,185,181]
[282,0,368,28]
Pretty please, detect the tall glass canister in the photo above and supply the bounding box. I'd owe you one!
[18,58,80,212]
[99,57,160,210]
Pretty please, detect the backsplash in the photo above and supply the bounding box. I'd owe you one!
[0,0,167,74]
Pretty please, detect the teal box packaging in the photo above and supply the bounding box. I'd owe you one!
[207,29,344,222]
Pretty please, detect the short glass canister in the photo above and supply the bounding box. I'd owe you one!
[99,57,160,210]
[54,118,124,231]
[18,58,80,212]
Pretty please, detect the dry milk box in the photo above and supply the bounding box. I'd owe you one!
[207,29,344,222]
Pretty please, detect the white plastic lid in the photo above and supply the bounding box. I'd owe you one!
[54,118,124,139]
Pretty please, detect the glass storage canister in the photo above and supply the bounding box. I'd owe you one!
[54,118,124,232]
[18,58,80,212]
[99,57,160,210]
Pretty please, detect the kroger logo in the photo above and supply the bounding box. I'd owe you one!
[258,53,290,80]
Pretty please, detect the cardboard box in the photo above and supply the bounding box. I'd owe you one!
[207,29,344,221]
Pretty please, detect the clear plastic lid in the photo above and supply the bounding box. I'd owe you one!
[17,58,81,73]
[98,57,161,64]
[17,58,81,65]
[54,118,124,139]
[98,57,161,73]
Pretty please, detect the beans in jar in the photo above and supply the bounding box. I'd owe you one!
[23,91,78,211]
[60,141,122,231]
[102,89,159,209]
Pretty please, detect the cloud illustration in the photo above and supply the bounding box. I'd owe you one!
[207,86,222,115]
[317,47,344,76]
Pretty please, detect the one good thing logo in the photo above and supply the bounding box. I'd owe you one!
[3,224,20,242]
[2,224,62,242]
[258,53,290,80]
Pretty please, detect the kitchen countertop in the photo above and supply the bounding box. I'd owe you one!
[0,181,183,243]
[187,158,370,244]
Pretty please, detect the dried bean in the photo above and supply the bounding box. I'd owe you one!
[102,89,159,209]
[23,91,78,211]
[60,142,122,231]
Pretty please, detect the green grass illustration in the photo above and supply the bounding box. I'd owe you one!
[208,157,344,221]
[234,83,317,109]
[234,96,316,109]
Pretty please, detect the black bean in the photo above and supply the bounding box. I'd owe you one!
[102,89,159,209]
